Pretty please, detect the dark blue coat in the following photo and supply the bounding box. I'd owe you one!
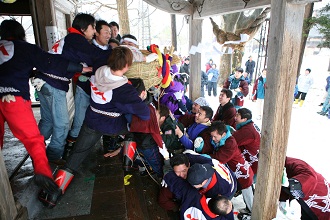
[37,28,111,92]
[186,153,237,199]
[84,83,150,135]
[164,171,234,220]
[0,40,81,100]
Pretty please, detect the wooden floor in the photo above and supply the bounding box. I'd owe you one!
[50,150,171,220]
[4,111,173,220]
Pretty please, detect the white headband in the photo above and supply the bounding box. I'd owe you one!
[120,37,138,46]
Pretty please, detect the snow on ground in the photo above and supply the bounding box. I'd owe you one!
[203,54,330,181]
[199,53,330,219]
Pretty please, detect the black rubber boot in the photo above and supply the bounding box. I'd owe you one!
[38,168,74,208]
[38,188,62,208]
[62,136,76,160]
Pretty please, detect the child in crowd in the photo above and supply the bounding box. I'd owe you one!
[294,68,313,107]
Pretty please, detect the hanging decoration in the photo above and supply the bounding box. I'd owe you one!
[147,44,173,88]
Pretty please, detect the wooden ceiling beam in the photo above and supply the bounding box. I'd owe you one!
[192,0,271,19]
[142,0,193,15]
[287,0,322,4]
[142,0,272,17]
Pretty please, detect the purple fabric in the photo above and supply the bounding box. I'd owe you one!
[160,80,186,114]
[171,65,178,74]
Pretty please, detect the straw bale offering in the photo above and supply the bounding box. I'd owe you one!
[125,50,162,89]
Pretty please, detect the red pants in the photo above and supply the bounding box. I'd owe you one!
[0,96,53,179]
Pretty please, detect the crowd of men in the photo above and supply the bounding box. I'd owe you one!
[1,12,329,220]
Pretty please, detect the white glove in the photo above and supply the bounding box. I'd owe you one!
[234,88,241,92]
[194,137,204,153]
[159,142,170,160]
[145,53,158,63]
[161,179,168,188]
[31,78,46,91]
[1,94,16,103]
[233,88,241,97]
[232,90,237,97]
[173,90,184,100]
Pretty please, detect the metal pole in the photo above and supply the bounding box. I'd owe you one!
[9,153,30,181]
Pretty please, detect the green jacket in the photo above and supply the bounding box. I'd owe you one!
[160,116,184,151]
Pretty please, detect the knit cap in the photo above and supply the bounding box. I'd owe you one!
[187,163,213,185]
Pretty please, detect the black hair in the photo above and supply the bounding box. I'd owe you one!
[200,106,213,120]
[237,108,252,120]
[306,68,311,73]
[95,20,110,34]
[212,63,217,68]
[72,13,95,33]
[158,104,170,118]
[220,88,233,99]
[170,154,189,168]
[0,20,25,41]
[209,121,227,135]
[109,21,119,30]
[121,34,137,41]
[235,67,244,73]
[208,195,232,215]
[128,78,145,95]
[108,38,120,46]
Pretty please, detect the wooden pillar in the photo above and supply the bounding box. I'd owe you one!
[117,0,130,35]
[171,14,177,50]
[32,0,56,50]
[252,0,318,219]
[0,152,18,219]
[297,3,314,78]
[188,17,202,101]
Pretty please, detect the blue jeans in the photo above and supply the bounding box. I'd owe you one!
[137,146,163,177]
[37,83,69,161]
[201,84,205,97]
[321,89,330,113]
[207,81,217,96]
[69,86,90,138]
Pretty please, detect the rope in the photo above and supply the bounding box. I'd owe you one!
[136,148,161,186]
